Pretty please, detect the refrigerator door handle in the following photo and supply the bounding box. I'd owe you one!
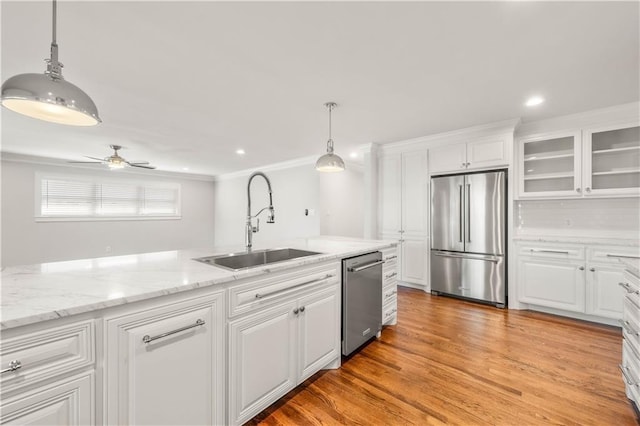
[432,251,500,263]
[466,183,471,243]
[458,184,463,243]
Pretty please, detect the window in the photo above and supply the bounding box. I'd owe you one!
[36,173,181,221]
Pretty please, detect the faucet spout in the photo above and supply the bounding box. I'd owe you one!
[246,171,275,250]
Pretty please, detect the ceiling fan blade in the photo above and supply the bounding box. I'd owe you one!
[85,156,107,162]
[128,161,150,165]
[129,163,156,169]
[68,161,103,164]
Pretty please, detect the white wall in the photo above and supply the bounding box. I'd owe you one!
[1,159,215,267]
[212,162,364,248]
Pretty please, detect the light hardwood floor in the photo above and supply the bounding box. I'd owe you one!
[248,287,639,425]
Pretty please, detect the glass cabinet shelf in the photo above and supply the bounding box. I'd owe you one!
[588,125,639,193]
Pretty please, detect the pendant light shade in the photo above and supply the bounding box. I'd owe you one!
[1,0,101,126]
[316,102,345,173]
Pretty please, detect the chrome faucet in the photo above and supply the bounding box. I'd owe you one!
[246,171,275,251]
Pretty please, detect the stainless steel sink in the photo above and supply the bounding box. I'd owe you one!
[193,248,322,271]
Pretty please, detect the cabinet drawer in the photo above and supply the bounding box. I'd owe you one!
[588,246,640,264]
[623,297,640,356]
[381,247,399,263]
[382,301,398,324]
[517,243,584,260]
[383,285,398,306]
[622,340,640,393]
[622,269,640,308]
[0,320,94,395]
[228,263,340,318]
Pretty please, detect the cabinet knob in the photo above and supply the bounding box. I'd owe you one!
[585,187,591,193]
[579,266,585,271]
[299,306,305,312]
[589,267,595,272]
[576,188,582,193]
[466,162,471,167]
[293,308,299,315]
[461,163,466,168]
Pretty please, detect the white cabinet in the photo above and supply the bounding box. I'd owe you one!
[518,123,640,199]
[428,137,508,175]
[0,372,94,425]
[516,241,638,323]
[518,256,586,312]
[379,150,428,287]
[620,267,640,413]
[0,320,96,425]
[104,292,225,426]
[381,246,399,326]
[228,268,340,425]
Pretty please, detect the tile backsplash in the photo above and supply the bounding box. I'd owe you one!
[516,198,640,239]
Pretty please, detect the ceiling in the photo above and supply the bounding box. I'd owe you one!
[1,1,638,176]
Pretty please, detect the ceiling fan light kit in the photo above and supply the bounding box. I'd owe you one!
[315,102,345,173]
[1,0,101,126]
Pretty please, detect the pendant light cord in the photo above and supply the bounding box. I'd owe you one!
[52,0,57,44]
[326,103,334,153]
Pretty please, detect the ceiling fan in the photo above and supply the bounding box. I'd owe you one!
[69,145,156,170]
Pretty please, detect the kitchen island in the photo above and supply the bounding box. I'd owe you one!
[0,236,397,425]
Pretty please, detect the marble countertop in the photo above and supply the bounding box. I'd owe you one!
[512,234,639,247]
[1,236,396,330]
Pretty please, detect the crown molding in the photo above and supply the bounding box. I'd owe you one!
[1,152,215,182]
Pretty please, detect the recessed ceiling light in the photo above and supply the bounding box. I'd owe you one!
[525,96,545,107]
[182,167,189,171]
[350,152,358,159]
[236,149,245,155]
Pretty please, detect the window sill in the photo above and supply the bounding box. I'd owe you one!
[35,216,182,223]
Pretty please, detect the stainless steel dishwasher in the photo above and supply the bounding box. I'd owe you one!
[342,251,383,356]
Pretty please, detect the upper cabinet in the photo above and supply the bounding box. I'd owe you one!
[584,124,640,197]
[429,136,508,175]
[517,123,640,199]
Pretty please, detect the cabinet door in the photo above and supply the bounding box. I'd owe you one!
[297,287,340,382]
[105,294,224,426]
[401,237,428,285]
[401,151,428,236]
[467,137,507,170]
[228,301,297,426]
[1,373,93,425]
[518,131,582,198]
[586,265,626,319]
[583,124,640,197]
[379,154,402,235]
[428,144,466,174]
[518,257,585,312]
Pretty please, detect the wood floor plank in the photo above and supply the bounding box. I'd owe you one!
[247,287,639,425]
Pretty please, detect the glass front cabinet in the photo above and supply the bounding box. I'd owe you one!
[518,124,640,198]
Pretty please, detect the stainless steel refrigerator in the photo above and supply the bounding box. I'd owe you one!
[430,170,506,307]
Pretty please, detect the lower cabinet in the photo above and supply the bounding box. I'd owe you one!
[401,237,428,285]
[518,257,586,312]
[104,291,225,426]
[517,241,637,323]
[0,372,93,425]
[381,246,399,325]
[228,284,340,426]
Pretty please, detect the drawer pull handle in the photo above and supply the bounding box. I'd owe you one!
[619,364,637,385]
[385,272,397,279]
[385,308,398,318]
[619,282,640,295]
[385,255,397,261]
[530,249,570,254]
[254,274,336,299]
[1,360,22,374]
[385,290,398,298]
[607,254,640,260]
[142,319,205,344]
[619,320,639,336]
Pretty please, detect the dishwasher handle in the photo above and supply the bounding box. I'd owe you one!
[348,260,385,272]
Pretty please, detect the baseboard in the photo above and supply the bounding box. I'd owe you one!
[527,304,620,327]
[397,281,428,292]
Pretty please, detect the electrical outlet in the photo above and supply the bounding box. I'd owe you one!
[105,245,112,253]
[564,219,571,226]
[305,209,315,216]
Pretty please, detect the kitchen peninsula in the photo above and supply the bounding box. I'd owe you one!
[0,236,398,425]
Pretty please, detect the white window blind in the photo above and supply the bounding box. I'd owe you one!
[37,174,181,220]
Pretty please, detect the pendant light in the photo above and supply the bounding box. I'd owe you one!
[315,102,345,172]
[1,0,101,126]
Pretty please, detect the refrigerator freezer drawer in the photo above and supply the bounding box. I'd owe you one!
[430,251,505,305]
